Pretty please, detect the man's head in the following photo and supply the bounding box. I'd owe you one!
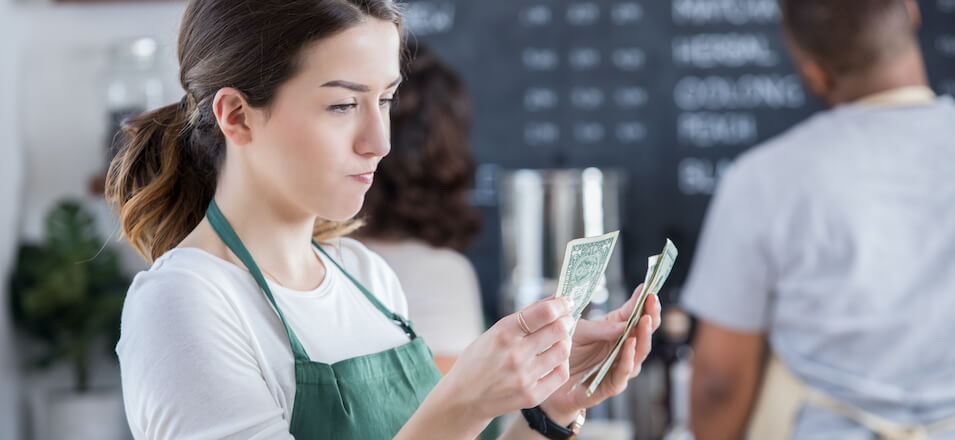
[780,0,926,105]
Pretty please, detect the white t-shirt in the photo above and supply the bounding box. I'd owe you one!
[116,237,412,440]
[362,239,485,356]
[681,95,955,437]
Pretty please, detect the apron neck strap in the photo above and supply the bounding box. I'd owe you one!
[204,200,418,362]
[205,199,312,361]
[312,242,417,339]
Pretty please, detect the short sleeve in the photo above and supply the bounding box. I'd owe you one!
[116,269,294,440]
[680,160,776,332]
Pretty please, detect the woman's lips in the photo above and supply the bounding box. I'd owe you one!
[350,172,374,184]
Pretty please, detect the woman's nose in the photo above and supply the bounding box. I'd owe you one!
[355,106,391,157]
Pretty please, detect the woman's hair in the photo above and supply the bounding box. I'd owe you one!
[105,0,403,263]
[357,42,480,252]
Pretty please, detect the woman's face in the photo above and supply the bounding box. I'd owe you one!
[245,18,401,221]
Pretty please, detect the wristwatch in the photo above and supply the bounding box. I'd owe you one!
[520,406,586,440]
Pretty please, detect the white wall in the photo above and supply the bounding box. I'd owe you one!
[19,2,185,251]
[8,3,187,438]
[1,1,26,438]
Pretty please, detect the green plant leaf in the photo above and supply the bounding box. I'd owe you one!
[9,199,132,392]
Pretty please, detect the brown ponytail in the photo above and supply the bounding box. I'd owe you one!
[105,98,218,262]
[104,0,402,263]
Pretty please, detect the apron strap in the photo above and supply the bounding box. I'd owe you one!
[205,200,312,361]
[803,387,955,440]
[313,241,417,340]
[205,199,417,363]
[748,353,955,440]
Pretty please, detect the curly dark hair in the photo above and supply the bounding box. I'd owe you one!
[357,42,481,251]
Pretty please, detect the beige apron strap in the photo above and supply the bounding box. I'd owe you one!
[805,388,928,440]
[748,353,955,440]
[746,354,810,439]
[805,389,955,440]
[926,416,955,435]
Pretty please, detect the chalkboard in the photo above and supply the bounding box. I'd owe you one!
[401,0,955,317]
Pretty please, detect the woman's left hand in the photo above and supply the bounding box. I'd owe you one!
[538,284,662,424]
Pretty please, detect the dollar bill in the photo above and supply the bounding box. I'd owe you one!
[645,239,677,298]
[644,255,658,288]
[582,238,678,396]
[553,231,620,326]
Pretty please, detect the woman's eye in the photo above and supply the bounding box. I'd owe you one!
[329,103,357,114]
[379,97,395,109]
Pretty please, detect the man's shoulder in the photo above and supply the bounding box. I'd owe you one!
[736,97,955,177]
[722,109,844,194]
[742,111,835,166]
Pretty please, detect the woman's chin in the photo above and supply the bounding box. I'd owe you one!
[316,201,364,222]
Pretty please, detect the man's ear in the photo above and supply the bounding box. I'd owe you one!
[783,31,835,104]
[797,57,836,104]
[213,87,253,146]
[904,0,922,30]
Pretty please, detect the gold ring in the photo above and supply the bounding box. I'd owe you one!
[517,312,532,335]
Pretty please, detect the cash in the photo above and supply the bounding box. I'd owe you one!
[581,238,678,396]
[553,231,620,330]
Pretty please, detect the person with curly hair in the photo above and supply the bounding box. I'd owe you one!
[356,42,485,375]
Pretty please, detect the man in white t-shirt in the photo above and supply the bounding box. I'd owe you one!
[682,0,955,438]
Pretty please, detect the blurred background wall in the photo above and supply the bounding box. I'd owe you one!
[1,0,25,438]
[3,2,184,438]
[15,2,183,243]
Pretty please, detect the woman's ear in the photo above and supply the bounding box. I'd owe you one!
[213,87,254,146]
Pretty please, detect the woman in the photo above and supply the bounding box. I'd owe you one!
[107,1,660,438]
[356,42,484,375]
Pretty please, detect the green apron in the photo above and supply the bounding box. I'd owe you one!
[205,200,443,439]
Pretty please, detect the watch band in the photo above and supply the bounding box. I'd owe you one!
[520,406,581,440]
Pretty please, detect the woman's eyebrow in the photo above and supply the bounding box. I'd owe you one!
[320,76,403,92]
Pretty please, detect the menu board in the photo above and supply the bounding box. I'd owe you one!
[402,0,955,312]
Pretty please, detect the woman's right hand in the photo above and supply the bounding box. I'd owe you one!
[442,296,575,420]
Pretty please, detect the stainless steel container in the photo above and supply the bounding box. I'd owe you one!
[497,168,627,317]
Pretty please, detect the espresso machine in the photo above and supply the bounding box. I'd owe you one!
[494,168,691,440]
[497,168,627,316]
[497,168,637,437]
